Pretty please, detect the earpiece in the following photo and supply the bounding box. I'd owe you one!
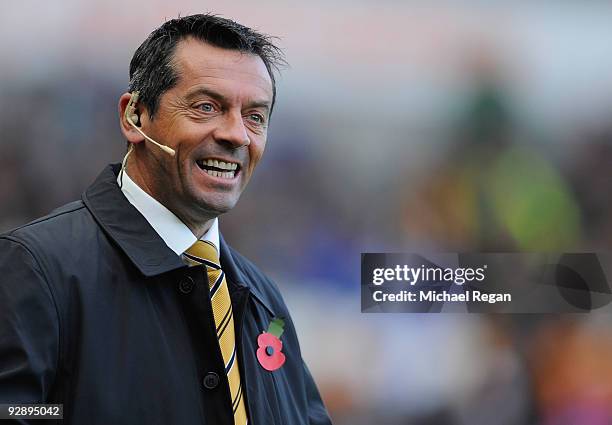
[124,91,175,156]
[126,92,141,126]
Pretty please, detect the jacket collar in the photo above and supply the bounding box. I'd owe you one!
[82,164,276,315]
[82,164,185,276]
[219,235,276,316]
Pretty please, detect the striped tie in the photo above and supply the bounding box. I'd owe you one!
[185,240,248,425]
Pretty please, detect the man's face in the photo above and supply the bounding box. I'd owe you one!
[135,38,273,227]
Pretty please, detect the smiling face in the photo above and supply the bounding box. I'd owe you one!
[124,37,274,235]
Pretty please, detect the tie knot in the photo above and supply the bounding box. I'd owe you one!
[185,240,220,265]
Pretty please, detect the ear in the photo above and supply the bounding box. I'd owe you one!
[118,92,145,144]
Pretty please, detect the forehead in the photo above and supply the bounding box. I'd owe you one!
[171,37,273,102]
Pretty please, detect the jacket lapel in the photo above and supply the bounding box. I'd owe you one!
[82,164,186,277]
[219,235,277,317]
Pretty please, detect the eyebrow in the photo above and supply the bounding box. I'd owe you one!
[185,87,271,112]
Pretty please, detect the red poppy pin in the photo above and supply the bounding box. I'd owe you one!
[257,318,286,371]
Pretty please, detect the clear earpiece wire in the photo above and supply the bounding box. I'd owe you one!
[119,144,134,189]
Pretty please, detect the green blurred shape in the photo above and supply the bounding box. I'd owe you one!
[486,146,582,250]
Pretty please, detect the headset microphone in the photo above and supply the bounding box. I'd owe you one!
[125,91,176,156]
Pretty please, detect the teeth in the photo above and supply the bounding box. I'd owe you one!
[201,159,239,171]
[204,169,235,179]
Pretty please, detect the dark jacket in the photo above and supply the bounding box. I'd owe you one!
[0,164,332,425]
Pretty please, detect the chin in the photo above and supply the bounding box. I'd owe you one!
[192,195,239,217]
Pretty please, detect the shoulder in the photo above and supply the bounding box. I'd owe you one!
[0,200,96,269]
[2,200,88,242]
[228,246,271,284]
[226,245,290,317]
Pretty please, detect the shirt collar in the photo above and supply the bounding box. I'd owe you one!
[117,170,219,255]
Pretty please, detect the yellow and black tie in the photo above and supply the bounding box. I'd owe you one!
[185,240,248,425]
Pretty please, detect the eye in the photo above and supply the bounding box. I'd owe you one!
[248,113,265,124]
[197,102,215,113]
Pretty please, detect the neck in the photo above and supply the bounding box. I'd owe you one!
[124,154,215,239]
[181,217,214,240]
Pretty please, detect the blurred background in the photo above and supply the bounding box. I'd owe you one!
[1,1,612,424]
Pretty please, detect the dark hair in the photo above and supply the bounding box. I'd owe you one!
[128,14,286,119]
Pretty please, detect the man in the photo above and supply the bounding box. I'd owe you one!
[0,14,332,425]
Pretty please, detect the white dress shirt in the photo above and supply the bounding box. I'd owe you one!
[117,171,219,255]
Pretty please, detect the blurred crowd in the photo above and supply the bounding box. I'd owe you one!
[1,2,612,424]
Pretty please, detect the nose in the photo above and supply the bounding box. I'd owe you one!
[212,110,250,149]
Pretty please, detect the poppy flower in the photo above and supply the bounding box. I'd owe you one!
[257,318,286,371]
